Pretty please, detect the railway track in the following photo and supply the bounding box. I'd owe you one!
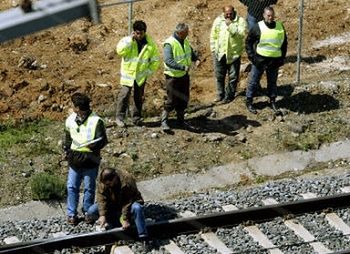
[2,190,350,254]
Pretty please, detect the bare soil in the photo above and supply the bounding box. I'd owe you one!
[0,0,349,207]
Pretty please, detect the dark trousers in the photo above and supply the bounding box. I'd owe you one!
[246,64,278,99]
[116,82,145,121]
[163,74,190,116]
[213,55,241,100]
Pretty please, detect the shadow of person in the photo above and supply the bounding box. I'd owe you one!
[278,91,339,114]
[285,54,327,64]
[184,114,261,135]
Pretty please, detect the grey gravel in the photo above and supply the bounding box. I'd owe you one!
[1,173,350,253]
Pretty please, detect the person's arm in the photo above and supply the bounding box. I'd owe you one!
[96,184,108,223]
[116,36,134,57]
[209,17,219,53]
[88,119,108,152]
[245,24,260,61]
[281,28,288,59]
[147,42,161,77]
[164,43,187,71]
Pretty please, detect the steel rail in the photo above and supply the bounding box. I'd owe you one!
[1,192,350,254]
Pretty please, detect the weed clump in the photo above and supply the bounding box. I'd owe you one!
[30,172,66,200]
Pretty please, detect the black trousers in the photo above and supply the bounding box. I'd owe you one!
[163,74,190,115]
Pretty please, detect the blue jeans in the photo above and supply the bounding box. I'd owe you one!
[247,13,258,31]
[88,202,148,238]
[246,64,279,99]
[213,55,241,100]
[66,166,98,217]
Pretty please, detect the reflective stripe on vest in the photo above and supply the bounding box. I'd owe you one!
[163,36,192,78]
[65,112,101,152]
[117,35,160,87]
[256,21,285,58]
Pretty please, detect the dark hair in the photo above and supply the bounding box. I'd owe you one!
[71,92,90,111]
[133,20,147,32]
[264,6,274,13]
[100,168,117,183]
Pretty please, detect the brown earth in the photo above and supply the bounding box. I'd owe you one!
[0,0,350,207]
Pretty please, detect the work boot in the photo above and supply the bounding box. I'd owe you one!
[67,215,78,225]
[270,98,278,112]
[246,98,257,114]
[161,110,171,132]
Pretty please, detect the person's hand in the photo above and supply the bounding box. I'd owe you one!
[98,216,107,227]
[131,31,137,40]
[225,18,232,26]
[121,219,130,229]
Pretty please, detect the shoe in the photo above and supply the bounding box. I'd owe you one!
[84,214,96,225]
[222,97,234,104]
[67,216,78,225]
[246,100,257,114]
[132,119,143,126]
[115,117,126,127]
[161,120,171,132]
[270,100,278,112]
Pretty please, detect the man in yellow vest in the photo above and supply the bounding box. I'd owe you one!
[210,5,247,104]
[245,6,287,114]
[63,92,108,225]
[161,23,201,132]
[115,20,160,127]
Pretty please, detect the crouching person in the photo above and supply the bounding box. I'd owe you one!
[88,168,148,241]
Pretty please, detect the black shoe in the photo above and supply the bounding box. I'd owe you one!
[161,121,171,132]
[132,119,143,126]
[246,102,257,114]
[270,101,278,112]
[222,97,234,104]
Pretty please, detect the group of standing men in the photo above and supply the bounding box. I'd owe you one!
[61,0,288,247]
[212,1,287,114]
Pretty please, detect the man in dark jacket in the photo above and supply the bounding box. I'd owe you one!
[245,6,287,114]
[63,92,108,225]
[88,167,148,241]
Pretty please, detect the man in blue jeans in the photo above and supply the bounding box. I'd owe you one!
[245,6,287,114]
[87,168,148,241]
[63,92,108,225]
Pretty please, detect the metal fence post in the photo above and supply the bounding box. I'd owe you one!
[128,1,133,34]
[296,0,305,84]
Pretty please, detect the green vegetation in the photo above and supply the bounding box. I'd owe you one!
[30,172,66,200]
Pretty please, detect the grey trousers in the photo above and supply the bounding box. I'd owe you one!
[115,82,145,122]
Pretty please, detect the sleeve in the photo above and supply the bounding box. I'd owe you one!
[148,43,161,76]
[281,28,288,59]
[164,43,187,71]
[121,178,144,220]
[63,128,72,152]
[209,18,219,53]
[96,184,108,217]
[245,23,260,61]
[116,36,133,57]
[88,119,108,152]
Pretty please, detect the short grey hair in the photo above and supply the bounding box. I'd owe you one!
[175,23,189,33]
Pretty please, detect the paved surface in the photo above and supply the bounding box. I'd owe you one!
[1,139,349,222]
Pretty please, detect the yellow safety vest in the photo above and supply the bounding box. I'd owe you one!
[163,36,192,78]
[209,14,247,64]
[65,112,101,152]
[256,21,285,58]
[116,34,160,87]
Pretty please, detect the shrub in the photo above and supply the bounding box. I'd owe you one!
[30,172,66,200]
